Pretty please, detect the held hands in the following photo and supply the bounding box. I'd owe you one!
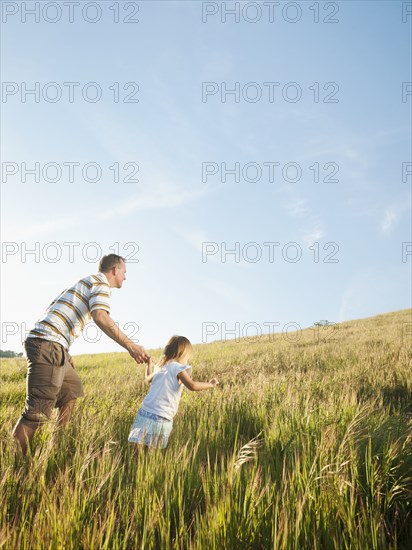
[127,343,150,365]
[209,378,219,387]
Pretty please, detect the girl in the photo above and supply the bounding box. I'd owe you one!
[128,335,219,449]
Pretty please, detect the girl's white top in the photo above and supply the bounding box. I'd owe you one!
[141,361,192,421]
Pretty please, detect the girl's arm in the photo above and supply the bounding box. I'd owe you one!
[145,358,156,383]
[177,370,219,391]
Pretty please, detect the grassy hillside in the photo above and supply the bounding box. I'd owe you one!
[1,309,411,549]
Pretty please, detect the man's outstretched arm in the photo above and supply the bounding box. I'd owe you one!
[91,310,149,364]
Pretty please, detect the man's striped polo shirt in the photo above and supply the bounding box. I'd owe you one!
[26,272,111,350]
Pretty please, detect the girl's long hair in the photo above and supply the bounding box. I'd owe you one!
[157,335,192,368]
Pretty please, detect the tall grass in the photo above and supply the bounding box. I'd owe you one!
[1,309,411,548]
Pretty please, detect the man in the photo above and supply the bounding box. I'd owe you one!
[12,254,149,455]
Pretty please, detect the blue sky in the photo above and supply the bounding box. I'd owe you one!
[1,0,411,355]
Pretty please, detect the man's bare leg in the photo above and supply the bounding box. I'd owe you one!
[50,400,76,449]
[12,418,37,456]
[56,399,76,428]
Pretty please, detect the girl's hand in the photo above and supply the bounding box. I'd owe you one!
[209,378,219,387]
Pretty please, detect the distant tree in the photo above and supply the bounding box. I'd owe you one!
[313,320,334,327]
[0,350,23,358]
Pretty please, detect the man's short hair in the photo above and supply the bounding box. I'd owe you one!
[98,254,125,273]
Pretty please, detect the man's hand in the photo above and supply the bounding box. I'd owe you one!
[127,343,150,365]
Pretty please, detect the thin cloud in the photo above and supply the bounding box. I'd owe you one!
[285,198,308,217]
[199,276,254,310]
[381,208,398,233]
[177,229,209,253]
[3,218,75,241]
[302,227,325,246]
[380,194,411,234]
[282,188,327,246]
[97,181,208,219]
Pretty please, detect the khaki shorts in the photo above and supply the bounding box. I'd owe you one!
[20,338,84,427]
